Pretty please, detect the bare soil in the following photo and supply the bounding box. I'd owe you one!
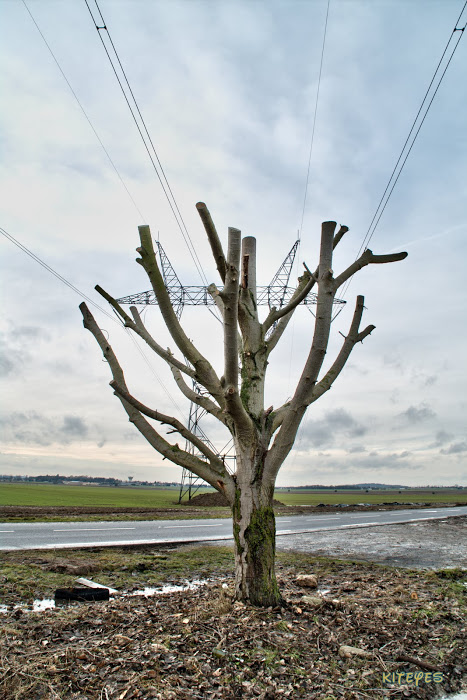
[1,509,466,699]
[1,519,466,699]
[1,556,466,700]
[275,515,467,570]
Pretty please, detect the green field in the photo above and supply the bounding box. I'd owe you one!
[0,483,465,508]
[0,483,182,508]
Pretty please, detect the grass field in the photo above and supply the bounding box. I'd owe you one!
[0,483,465,508]
[0,484,182,508]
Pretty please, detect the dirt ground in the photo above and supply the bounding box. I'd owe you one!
[2,500,464,521]
[1,516,466,699]
[274,516,467,570]
[1,554,466,700]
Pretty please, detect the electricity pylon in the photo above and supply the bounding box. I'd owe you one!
[117,239,345,501]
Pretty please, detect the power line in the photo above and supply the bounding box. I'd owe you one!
[21,0,146,223]
[83,0,211,289]
[19,1,212,417]
[0,225,118,325]
[1,224,186,419]
[298,0,331,240]
[340,1,466,301]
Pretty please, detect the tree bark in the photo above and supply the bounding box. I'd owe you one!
[232,462,281,606]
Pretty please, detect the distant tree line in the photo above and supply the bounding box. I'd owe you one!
[275,483,406,490]
[0,474,180,487]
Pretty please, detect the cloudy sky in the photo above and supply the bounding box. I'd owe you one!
[1,0,466,487]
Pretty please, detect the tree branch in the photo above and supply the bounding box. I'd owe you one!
[196,202,227,283]
[223,227,241,387]
[92,286,195,379]
[223,227,254,441]
[308,295,374,405]
[265,223,349,352]
[79,302,232,491]
[129,306,195,378]
[333,224,349,249]
[262,267,315,336]
[136,225,224,404]
[109,380,225,467]
[207,283,225,317]
[263,221,337,482]
[333,248,408,291]
[169,364,228,424]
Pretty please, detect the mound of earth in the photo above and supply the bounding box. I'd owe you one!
[185,492,285,508]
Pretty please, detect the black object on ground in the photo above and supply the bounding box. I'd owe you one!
[54,587,110,602]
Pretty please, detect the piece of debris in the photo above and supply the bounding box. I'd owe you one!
[295,573,318,588]
[301,595,324,607]
[75,577,118,594]
[339,645,372,659]
[54,587,109,602]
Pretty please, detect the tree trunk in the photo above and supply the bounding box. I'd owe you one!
[232,479,281,607]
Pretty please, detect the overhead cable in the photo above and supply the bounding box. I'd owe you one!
[340,1,466,302]
[0,225,118,325]
[83,0,211,289]
[298,0,331,240]
[0,225,186,418]
[21,0,146,222]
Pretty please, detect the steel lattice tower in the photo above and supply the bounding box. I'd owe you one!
[117,238,345,501]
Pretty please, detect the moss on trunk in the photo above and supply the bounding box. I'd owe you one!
[233,495,281,607]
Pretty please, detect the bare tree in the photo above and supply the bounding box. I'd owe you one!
[80,203,407,606]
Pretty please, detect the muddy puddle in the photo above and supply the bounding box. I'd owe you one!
[0,578,213,614]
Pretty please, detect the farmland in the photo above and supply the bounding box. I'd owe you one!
[0,482,465,509]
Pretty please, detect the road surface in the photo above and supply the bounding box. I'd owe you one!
[1,505,466,551]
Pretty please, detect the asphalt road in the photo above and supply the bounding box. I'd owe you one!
[1,505,466,551]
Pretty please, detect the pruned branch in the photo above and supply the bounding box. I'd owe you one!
[223,227,241,387]
[263,221,338,481]
[136,225,224,404]
[109,380,225,467]
[222,227,254,441]
[196,202,227,283]
[333,224,349,249]
[129,306,195,377]
[265,222,348,345]
[80,302,232,491]
[268,403,290,436]
[169,364,228,424]
[262,267,315,336]
[207,283,225,317]
[80,302,127,389]
[308,295,374,405]
[333,248,408,291]
[93,286,195,378]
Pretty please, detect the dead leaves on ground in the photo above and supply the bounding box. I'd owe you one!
[1,562,466,699]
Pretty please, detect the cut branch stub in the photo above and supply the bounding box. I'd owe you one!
[196,202,227,283]
[241,237,257,304]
